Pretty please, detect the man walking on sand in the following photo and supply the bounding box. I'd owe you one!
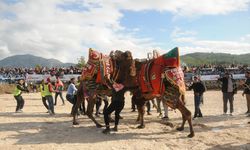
[218,72,237,116]
[189,76,206,119]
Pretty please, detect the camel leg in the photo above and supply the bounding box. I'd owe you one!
[175,100,194,138]
[137,101,146,129]
[176,114,186,131]
[72,96,81,125]
[86,97,103,128]
[72,83,84,125]
[81,98,86,115]
[136,111,140,122]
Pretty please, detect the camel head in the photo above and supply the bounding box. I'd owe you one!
[111,50,137,87]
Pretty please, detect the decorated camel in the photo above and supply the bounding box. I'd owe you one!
[132,47,194,138]
[72,47,194,138]
[72,48,136,127]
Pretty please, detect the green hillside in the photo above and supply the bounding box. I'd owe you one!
[181,52,250,66]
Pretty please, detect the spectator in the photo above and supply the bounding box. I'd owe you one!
[242,71,250,116]
[44,77,55,115]
[40,79,49,112]
[54,77,65,106]
[189,76,206,119]
[13,79,29,113]
[218,73,237,116]
[66,78,78,115]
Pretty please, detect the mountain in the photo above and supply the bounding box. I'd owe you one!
[181,52,250,66]
[0,54,75,68]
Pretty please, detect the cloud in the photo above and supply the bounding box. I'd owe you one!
[171,27,197,38]
[110,0,250,16]
[0,44,10,60]
[0,0,249,63]
[0,0,156,62]
[170,26,250,55]
[240,34,250,42]
[174,35,250,55]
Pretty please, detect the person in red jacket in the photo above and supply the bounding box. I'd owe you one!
[54,77,65,106]
[45,77,55,115]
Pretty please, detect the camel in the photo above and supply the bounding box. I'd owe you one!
[72,47,194,138]
[130,47,194,138]
[72,48,136,127]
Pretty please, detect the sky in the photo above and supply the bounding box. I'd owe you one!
[0,0,250,63]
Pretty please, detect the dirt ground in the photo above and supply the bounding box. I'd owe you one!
[0,91,249,150]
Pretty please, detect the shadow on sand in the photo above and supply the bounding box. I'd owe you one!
[206,143,250,150]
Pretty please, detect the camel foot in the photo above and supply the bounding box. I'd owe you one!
[137,125,145,129]
[176,127,184,131]
[188,132,195,138]
[73,121,79,125]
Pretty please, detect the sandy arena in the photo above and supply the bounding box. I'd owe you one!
[0,91,249,150]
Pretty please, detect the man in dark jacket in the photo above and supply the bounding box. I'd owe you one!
[242,71,250,116]
[218,72,237,116]
[189,76,206,119]
[103,81,126,134]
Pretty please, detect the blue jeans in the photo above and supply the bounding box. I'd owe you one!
[194,94,203,117]
[45,95,54,114]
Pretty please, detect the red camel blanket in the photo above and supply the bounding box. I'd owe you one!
[82,48,101,80]
[82,48,113,85]
[139,47,183,96]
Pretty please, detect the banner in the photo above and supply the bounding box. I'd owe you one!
[26,74,80,83]
[200,75,220,81]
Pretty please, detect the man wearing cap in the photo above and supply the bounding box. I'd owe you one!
[189,76,206,119]
[242,71,250,116]
[218,72,237,116]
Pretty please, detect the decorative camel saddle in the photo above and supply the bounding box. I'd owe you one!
[138,47,186,98]
[82,48,114,86]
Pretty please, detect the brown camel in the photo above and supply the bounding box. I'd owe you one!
[130,47,194,138]
[72,49,136,127]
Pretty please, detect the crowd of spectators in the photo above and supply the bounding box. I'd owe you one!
[183,64,249,75]
[0,66,82,79]
[1,64,249,82]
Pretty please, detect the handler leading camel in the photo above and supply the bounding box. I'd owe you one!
[103,80,127,134]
